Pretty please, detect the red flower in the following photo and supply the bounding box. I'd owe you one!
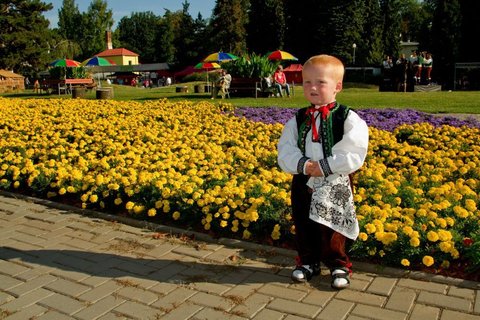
[463,237,474,247]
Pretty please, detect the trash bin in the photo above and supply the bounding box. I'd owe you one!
[176,86,188,93]
[96,88,113,99]
[72,87,86,99]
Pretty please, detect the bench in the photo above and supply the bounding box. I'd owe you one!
[228,78,258,98]
[65,78,96,91]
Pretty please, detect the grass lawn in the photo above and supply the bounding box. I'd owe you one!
[3,81,480,114]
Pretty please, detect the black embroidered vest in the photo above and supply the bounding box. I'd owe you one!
[295,103,350,156]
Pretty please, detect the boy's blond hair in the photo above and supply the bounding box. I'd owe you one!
[303,54,345,82]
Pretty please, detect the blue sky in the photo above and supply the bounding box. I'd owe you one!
[44,0,216,28]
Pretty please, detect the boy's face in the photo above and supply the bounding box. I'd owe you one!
[302,63,342,106]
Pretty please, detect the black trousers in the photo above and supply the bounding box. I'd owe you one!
[291,174,351,270]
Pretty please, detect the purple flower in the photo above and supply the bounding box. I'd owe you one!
[235,107,480,131]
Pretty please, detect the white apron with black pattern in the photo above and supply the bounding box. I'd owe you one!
[307,174,359,240]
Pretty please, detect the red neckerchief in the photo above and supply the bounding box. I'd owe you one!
[305,102,336,141]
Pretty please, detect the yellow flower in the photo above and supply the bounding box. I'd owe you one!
[422,255,434,267]
[410,237,420,247]
[358,232,368,241]
[426,231,439,242]
[147,208,157,217]
[401,259,410,267]
[172,211,181,220]
[125,201,135,210]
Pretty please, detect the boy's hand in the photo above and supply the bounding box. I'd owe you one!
[305,160,323,177]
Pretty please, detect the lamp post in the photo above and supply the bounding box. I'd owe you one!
[352,43,357,65]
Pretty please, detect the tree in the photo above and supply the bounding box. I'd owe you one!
[0,0,53,75]
[117,12,160,63]
[57,0,82,40]
[429,0,462,88]
[80,0,114,60]
[246,0,285,55]
[209,0,249,55]
[172,1,201,68]
[380,0,402,57]
[458,0,480,62]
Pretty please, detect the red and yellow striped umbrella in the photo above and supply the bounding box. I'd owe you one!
[267,50,298,61]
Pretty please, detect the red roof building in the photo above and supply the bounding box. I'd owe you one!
[96,48,139,66]
[283,64,303,84]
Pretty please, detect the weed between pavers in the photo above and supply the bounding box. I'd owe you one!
[114,279,140,288]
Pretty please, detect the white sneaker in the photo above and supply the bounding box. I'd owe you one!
[291,264,320,282]
[331,268,350,289]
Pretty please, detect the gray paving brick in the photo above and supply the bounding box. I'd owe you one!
[173,244,217,259]
[409,304,441,320]
[115,285,159,305]
[398,278,447,293]
[351,304,407,320]
[1,304,47,320]
[253,308,286,320]
[157,302,202,320]
[151,287,197,310]
[77,280,121,303]
[1,288,54,310]
[190,281,232,295]
[0,273,24,290]
[302,289,336,307]
[73,295,126,320]
[367,276,397,295]
[418,291,471,312]
[148,281,179,295]
[44,278,91,297]
[257,283,308,301]
[441,309,480,320]
[267,298,321,318]
[0,260,31,276]
[222,282,264,299]
[36,310,75,319]
[7,274,57,297]
[38,293,86,315]
[230,292,271,318]
[384,286,417,312]
[188,291,233,311]
[335,289,387,306]
[448,286,476,299]
[195,306,248,319]
[0,291,15,304]
[114,300,162,319]
[316,298,355,320]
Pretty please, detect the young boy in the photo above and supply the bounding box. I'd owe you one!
[277,54,369,289]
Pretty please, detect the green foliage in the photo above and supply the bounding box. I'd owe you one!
[0,0,53,74]
[209,0,249,55]
[247,0,285,54]
[117,12,160,63]
[48,66,88,79]
[223,54,279,79]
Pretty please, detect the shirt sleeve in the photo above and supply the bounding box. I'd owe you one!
[277,116,308,174]
[326,111,369,175]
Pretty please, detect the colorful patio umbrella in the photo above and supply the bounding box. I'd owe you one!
[194,62,221,90]
[49,58,81,67]
[203,52,239,62]
[81,56,116,67]
[267,50,298,61]
[194,62,221,69]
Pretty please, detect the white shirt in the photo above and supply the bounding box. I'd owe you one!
[277,109,369,176]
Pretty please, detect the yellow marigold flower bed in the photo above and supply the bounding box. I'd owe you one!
[0,98,479,274]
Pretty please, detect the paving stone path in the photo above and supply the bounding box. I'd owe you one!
[0,192,479,320]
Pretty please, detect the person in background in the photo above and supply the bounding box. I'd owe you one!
[277,54,369,289]
[211,69,231,99]
[423,52,433,84]
[274,65,291,97]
